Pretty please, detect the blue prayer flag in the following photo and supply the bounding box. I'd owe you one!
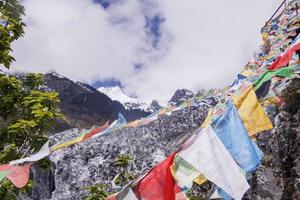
[211,101,263,173]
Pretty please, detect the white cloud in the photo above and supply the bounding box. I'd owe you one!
[10,0,283,103]
[123,0,283,103]
[11,0,147,80]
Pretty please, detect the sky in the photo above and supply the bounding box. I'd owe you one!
[10,0,283,103]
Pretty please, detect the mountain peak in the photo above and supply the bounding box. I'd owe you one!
[97,86,137,104]
[168,88,194,106]
[97,86,149,110]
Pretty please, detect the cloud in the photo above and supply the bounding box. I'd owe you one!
[10,0,283,103]
[11,0,148,80]
[123,0,283,103]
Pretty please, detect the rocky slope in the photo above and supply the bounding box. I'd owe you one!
[168,89,194,106]
[22,101,215,200]
[21,79,299,200]
[147,100,162,112]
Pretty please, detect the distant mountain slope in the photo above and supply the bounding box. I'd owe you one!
[44,73,151,129]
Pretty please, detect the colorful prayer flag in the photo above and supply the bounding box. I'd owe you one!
[102,113,127,135]
[0,170,11,182]
[232,86,273,136]
[0,164,30,188]
[254,66,295,89]
[10,141,50,165]
[211,101,264,173]
[133,153,186,200]
[170,155,204,189]
[83,121,109,140]
[178,126,250,200]
[268,42,300,70]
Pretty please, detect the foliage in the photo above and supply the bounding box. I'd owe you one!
[0,73,63,199]
[0,179,32,200]
[0,179,18,200]
[114,155,132,168]
[84,184,111,200]
[0,0,25,69]
[113,155,135,186]
[0,1,62,199]
[84,155,134,199]
[114,172,135,186]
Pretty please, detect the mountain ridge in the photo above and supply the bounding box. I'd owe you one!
[43,73,151,130]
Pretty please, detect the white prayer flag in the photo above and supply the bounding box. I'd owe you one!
[178,126,250,200]
[10,141,50,165]
[123,188,138,200]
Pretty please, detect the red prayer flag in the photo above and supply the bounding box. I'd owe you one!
[7,165,30,188]
[0,164,30,188]
[268,42,300,70]
[133,152,185,200]
[0,164,11,172]
[106,195,117,200]
[83,121,109,140]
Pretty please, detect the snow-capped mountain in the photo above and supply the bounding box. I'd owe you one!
[97,86,149,110]
[41,73,151,129]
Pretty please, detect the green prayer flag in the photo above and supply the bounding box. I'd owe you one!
[0,170,11,183]
[254,66,295,89]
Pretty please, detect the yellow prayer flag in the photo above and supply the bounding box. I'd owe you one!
[262,32,268,41]
[232,86,273,136]
[170,155,207,188]
[125,120,141,128]
[193,174,207,185]
[201,109,213,128]
[51,135,84,152]
[169,110,213,187]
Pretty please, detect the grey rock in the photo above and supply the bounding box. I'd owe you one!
[168,89,194,106]
[20,79,300,200]
[39,105,209,200]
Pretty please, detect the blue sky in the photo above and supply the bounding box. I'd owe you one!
[10,0,283,103]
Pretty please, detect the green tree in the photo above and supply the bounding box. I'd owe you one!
[0,0,25,69]
[84,184,111,200]
[0,1,63,199]
[0,73,63,199]
[114,155,135,186]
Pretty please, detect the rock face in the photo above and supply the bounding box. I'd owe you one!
[19,165,55,200]
[49,106,209,199]
[147,100,162,112]
[245,79,300,200]
[22,102,212,199]
[44,73,150,130]
[168,89,194,106]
